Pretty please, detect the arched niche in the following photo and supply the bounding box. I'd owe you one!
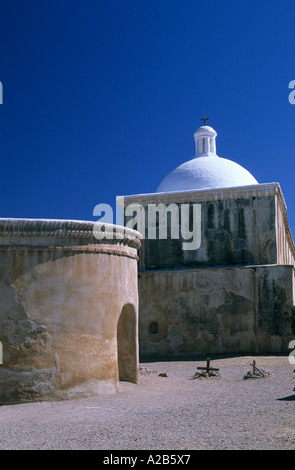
[117,303,138,384]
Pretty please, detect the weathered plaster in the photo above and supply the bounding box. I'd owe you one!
[139,265,295,358]
[0,219,141,404]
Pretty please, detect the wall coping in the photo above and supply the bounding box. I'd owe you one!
[0,218,142,250]
[121,182,282,205]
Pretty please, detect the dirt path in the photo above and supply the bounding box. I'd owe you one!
[0,355,294,450]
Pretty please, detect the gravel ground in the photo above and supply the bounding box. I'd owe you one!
[0,355,294,451]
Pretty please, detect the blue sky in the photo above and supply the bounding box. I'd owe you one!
[0,0,295,233]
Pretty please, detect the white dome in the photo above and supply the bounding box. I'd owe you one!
[156,125,258,193]
[156,155,258,192]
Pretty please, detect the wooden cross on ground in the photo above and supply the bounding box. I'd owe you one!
[252,360,257,376]
[243,360,270,379]
[190,357,220,379]
[197,358,219,375]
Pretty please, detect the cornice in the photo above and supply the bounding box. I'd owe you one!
[121,182,281,206]
[0,244,139,260]
[0,219,142,251]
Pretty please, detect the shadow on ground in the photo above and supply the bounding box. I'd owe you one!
[276,395,295,401]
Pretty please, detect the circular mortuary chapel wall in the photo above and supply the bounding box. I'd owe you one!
[0,219,141,404]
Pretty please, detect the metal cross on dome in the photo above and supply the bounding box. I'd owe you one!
[201,115,209,125]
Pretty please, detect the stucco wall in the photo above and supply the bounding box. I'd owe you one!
[123,183,292,271]
[124,182,295,358]
[276,194,295,266]
[139,265,295,358]
[0,219,141,404]
[138,195,276,270]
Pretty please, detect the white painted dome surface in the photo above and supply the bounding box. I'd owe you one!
[156,124,258,192]
[156,155,258,192]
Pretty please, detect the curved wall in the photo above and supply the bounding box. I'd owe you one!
[0,219,141,404]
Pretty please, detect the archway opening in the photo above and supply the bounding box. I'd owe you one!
[117,303,138,383]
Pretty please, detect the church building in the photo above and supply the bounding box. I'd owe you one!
[123,119,295,358]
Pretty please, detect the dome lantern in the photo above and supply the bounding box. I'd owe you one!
[194,125,217,157]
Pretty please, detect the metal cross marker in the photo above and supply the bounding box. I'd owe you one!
[201,115,209,125]
[197,357,219,374]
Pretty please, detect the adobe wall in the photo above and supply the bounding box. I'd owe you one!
[139,265,295,358]
[0,219,141,404]
[123,182,295,358]
[139,194,276,270]
[123,183,292,271]
[276,192,295,266]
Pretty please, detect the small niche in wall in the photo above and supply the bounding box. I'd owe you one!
[149,322,159,334]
